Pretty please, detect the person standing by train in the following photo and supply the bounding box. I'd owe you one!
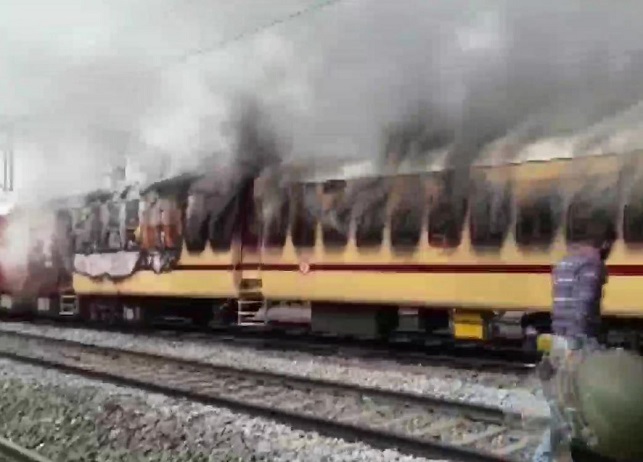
[532,219,616,462]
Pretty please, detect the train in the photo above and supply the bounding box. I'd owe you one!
[2,139,643,350]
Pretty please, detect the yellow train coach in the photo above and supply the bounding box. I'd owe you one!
[59,148,643,348]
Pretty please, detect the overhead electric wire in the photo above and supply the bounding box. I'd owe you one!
[1,0,349,127]
[162,0,346,68]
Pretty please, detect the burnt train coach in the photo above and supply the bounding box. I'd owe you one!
[3,146,643,348]
[253,149,643,348]
[0,167,260,325]
[67,167,260,325]
[0,198,76,316]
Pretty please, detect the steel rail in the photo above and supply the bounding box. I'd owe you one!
[0,437,52,462]
[7,319,539,374]
[0,331,545,462]
[0,330,529,423]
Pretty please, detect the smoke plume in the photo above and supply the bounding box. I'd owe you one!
[3,0,643,203]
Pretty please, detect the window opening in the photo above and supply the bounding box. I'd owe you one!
[390,175,423,250]
[515,191,561,248]
[320,180,350,248]
[469,178,512,249]
[352,178,389,248]
[291,183,317,248]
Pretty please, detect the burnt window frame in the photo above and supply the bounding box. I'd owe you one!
[53,209,75,262]
[88,203,104,253]
[389,174,424,251]
[623,186,643,245]
[72,208,91,254]
[565,185,618,245]
[208,195,239,251]
[468,178,512,250]
[353,178,388,249]
[427,172,467,248]
[157,197,183,251]
[103,200,122,253]
[290,182,317,249]
[261,191,290,249]
[320,180,351,249]
[184,193,210,253]
[241,181,261,250]
[123,199,141,251]
[515,191,561,249]
[142,200,163,252]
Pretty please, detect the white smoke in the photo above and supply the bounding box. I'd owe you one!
[2,0,643,203]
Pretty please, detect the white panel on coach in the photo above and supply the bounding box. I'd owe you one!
[37,297,50,313]
[0,295,12,310]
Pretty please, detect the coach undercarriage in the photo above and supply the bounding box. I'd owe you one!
[4,291,642,353]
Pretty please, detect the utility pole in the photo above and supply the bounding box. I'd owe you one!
[1,125,14,192]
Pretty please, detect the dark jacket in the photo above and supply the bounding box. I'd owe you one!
[551,247,606,339]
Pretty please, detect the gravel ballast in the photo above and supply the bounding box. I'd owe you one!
[0,322,548,418]
[0,359,449,462]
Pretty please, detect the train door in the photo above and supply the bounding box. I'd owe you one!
[236,179,265,325]
[0,213,8,297]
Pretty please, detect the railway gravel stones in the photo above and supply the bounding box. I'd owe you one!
[0,359,445,462]
[0,322,549,418]
[0,332,545,460]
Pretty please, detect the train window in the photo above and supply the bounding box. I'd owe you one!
[355,208,386,247]
[515,194,560,248]
[390,176,423,250]
[469,181,512,249]
[320,180,350,248]
[242,182,261,249]
[104,201,121,251]
[140,201,162,251]
[123,199,140,251]
[354,179,388,248]
[323,180,346,194]
[94,203,108,252]
[185,193,209,253]
[87,204,103,252]
[427,173,467,248]
[54,210,73,245]
[159,198,182,250]
[73,208,91,254]
[391,206,423,248]
[624,189,643,244]
[291,184,317,248]
[53,210,74,265]
[428,198,467,247]
[263,194,290,248]
[566,186,617,244]
[321,208,351,248]
[209,194,239,251]
[125,200,139,230]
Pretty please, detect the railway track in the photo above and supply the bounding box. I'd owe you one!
[0,331,546,462]
[0,436,52,462]
[10,318,538,374]
[163,328,539,374]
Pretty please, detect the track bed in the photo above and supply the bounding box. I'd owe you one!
[0,331,545,462]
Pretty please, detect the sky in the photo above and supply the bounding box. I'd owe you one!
[2,0,322,200]
[3,0,643,203]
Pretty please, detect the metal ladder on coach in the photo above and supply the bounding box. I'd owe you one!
[59,294,78,316]
[237,278,266,326]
